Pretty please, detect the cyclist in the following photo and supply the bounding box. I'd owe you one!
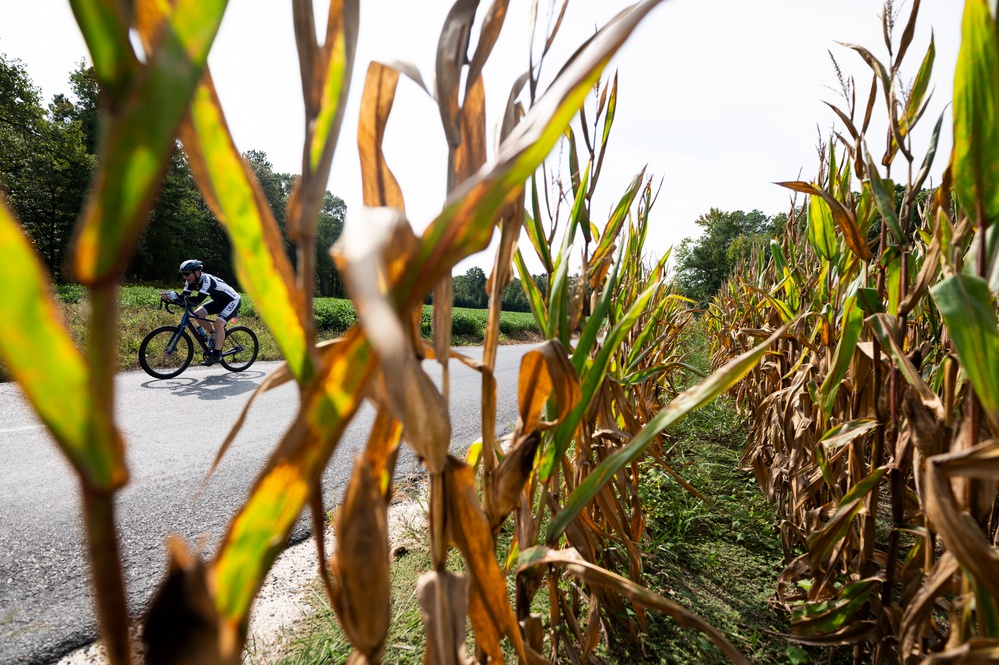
[160,259,241,365]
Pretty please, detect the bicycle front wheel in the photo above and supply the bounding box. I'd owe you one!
[219,326,259,372]
[139,326,193,379]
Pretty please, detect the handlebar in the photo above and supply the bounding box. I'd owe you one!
[160,295,192,316]
[160,295,216,326]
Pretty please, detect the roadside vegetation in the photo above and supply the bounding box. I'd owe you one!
[0,285,541,380]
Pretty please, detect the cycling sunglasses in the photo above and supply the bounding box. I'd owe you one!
[180,271,193,276]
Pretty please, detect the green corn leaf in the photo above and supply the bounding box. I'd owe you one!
[627,293,691,368]
[541,278,661,480]
[792,578,879,636]
[590,169,645,268]
[546,325,785,541]
[566,125,582,199]
[620,364,672,386]
[931,274,999,423]
[600,71,618,153]
[771,239,788,274]
[807,192,838,261]
[884,246,904,316]
[73,0,229,283]
[855,287,884,314]
[514,248,549,333]
[574,244,623,374]
[67,0,135,90]
[807,467,888,561]
[526,174,554,273]
[906,35,936,132]
[953,0,999,223]
[750,285,794,323]
[857,184,878,237]
[0,197,124,491]
[819,420,878,454]
[886,36,936,164]
[819,296,863,416]
[865,163,906,248]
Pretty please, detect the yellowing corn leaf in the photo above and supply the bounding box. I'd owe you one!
[286,0,358,239]
[180,74,314,383]
[212,329,375,637]
[0,196,124,491]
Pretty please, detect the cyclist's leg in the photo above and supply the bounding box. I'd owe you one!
[215,300,240,350]
[193,305,212,338]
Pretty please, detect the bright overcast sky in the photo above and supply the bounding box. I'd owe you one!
[1,1,963,275]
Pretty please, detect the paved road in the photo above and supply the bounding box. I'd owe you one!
[0,344,533,664]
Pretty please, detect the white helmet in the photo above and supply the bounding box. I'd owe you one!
[179,259,203,273]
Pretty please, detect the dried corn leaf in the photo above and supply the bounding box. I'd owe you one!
[445,457,526,661]
[329,458,390,661]
[418,571,468,665]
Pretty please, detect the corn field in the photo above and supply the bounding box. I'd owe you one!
[1,0,996,663]
[705,0,999,661]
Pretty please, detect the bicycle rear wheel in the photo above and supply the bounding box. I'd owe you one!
[219,326,259,372]
[139,326,193,379]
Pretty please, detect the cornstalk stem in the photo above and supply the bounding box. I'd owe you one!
[85,282,130,664]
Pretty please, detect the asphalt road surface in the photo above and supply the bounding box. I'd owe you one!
[0,343,533,664]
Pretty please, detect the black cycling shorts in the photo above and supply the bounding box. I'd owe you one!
[202,298,241,321]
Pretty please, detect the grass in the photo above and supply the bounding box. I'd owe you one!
[274,324,839,664]
[0,285,541,380]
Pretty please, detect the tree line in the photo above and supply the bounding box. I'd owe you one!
[1,52,551,310]
[1,52,348,295]
[450,265,548,313]
[672,183,927,307]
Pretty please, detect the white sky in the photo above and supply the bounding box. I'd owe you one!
[0,1,963,276]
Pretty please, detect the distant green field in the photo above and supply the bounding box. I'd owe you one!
[0,285,539,378]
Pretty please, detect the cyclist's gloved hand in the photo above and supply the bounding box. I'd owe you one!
[160,291,171,302]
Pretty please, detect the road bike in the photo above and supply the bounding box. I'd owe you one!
[138,297,259,379]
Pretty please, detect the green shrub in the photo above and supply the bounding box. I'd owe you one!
[57,284,86,304]
[451,308,481,337]
[313,298,358,333]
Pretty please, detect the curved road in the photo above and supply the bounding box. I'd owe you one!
[0,344,533,664]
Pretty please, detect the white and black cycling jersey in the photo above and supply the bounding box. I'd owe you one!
[171,273,240,306]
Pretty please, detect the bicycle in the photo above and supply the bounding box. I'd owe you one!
[138,296,259,379]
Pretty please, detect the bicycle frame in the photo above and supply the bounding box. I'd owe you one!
[164,299,242,360]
